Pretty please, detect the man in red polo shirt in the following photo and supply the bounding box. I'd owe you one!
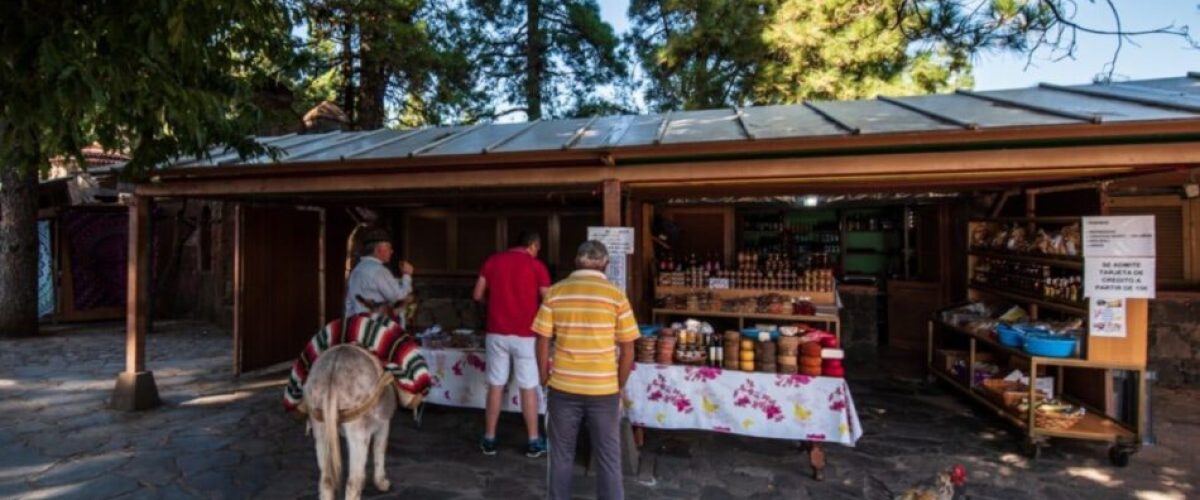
[473,231,551,457]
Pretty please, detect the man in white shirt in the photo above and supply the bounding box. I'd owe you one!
[344,228,414,324]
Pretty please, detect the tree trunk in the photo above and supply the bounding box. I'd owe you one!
[357,32,388,130]
[525,0,543,120]
[0,164,41,337]
[341,19,357,128]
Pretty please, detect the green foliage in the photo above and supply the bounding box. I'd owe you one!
[627,0,775,111]
[756,0,973,103]
[301,0,492,128]
[469,0,627,119]
[627,0,974,111]
[0,0,300,175]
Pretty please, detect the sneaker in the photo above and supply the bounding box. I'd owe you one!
[480,436,497,456]
[525,437,548,458]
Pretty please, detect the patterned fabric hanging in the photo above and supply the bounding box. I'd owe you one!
[284,313,431,412]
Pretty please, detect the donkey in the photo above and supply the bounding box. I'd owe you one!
[304,344,396,500]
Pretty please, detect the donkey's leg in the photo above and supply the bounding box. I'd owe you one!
[344,424,370,500]
[371,418,392,491]
[312,419,336,500]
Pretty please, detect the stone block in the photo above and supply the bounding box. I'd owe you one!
[110,371,161,412]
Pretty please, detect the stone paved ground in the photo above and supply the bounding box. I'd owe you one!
[0,321,1196,500]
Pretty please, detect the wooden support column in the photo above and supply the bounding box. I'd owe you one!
[603,179,621,227]
[111,196,161,411]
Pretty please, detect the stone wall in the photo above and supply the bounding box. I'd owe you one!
[1149,295,1200,388]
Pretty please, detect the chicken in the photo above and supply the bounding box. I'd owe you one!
[894,464,967,500]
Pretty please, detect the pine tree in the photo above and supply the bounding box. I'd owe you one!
[470,0,627,120]
[302,0,491,128]
[0,0,299,336]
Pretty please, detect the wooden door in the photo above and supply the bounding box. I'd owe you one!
[235,205,322,374]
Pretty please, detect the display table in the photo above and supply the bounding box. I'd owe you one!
[624,363,862,479]
[420,347,545,413]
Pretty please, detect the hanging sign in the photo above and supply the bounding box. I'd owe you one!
[1089,298,1128,338]
[587,227,635,255]
[1082,216,1156,257]
[588,226,635,293]
[1084,257,1156,299]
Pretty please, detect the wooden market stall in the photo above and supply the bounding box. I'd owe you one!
[112,75,1200,473]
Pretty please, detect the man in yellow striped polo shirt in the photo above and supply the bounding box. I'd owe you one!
[534,240,638,500]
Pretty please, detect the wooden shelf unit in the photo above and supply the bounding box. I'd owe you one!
[651,308,841,339]
[928,217,1150,465]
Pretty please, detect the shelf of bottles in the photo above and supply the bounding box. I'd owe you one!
[970,255,1085,311]
[655,252,835,293]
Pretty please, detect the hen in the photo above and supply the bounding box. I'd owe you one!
[894,464,967,500]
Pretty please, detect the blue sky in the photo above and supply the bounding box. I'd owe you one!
[597,0,1200,90]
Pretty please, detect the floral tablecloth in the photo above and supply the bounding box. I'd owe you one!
[420,348,545,414]
[623,363,863,446]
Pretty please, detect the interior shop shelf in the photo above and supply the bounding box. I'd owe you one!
[969,250,1084,270]
[969,284,1087,316]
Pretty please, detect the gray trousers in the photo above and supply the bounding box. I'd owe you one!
[547,388,623,500]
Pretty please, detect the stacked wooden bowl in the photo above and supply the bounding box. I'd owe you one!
[635,336,658,363]
[657,328,676,365]
[777,336,800,374]
[723,331,741,370]
[756,340,777,373]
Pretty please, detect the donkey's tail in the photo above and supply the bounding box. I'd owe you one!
[321,351,343,487]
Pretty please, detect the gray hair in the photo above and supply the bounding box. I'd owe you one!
[575,240,610,270]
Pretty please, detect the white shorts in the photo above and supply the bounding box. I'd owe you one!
[485,334,539,390]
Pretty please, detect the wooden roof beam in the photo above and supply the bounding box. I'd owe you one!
[483,119,542,153]
[804,102,860,135]
[1039,82,1200,113]
[877,96,979,130]
[562,116,600,150]
[956,89,1103,124]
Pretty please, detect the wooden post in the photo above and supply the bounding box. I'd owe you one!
[111,196,161,411]
[603,179,621,227]
[232,203,244,376]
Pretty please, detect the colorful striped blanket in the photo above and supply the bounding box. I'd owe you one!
[283,313,431,412]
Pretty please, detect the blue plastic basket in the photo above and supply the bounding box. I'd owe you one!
[638,325,661,337]
[996,324,1026,347]
[740,327,779,340]
[1023,333,1078,358]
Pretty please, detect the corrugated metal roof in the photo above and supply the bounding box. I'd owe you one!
[157,74,1200,170]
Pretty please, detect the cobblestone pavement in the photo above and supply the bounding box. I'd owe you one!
[0,321,1196,499]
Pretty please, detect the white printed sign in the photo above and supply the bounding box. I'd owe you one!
[1089,298,1127,338]
[588,226,633,293]
[708,278,730,289]
[1082,216,1156,257]
[587,227,635,255]
[1084,257,1156,299]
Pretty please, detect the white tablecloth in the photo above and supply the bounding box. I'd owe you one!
[624,363,863,446]
[420,347,546,413]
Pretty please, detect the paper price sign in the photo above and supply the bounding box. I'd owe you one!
[1084,257,1156,299]
[587,227,635,255]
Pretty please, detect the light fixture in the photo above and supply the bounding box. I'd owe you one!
[803,195,819,207]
